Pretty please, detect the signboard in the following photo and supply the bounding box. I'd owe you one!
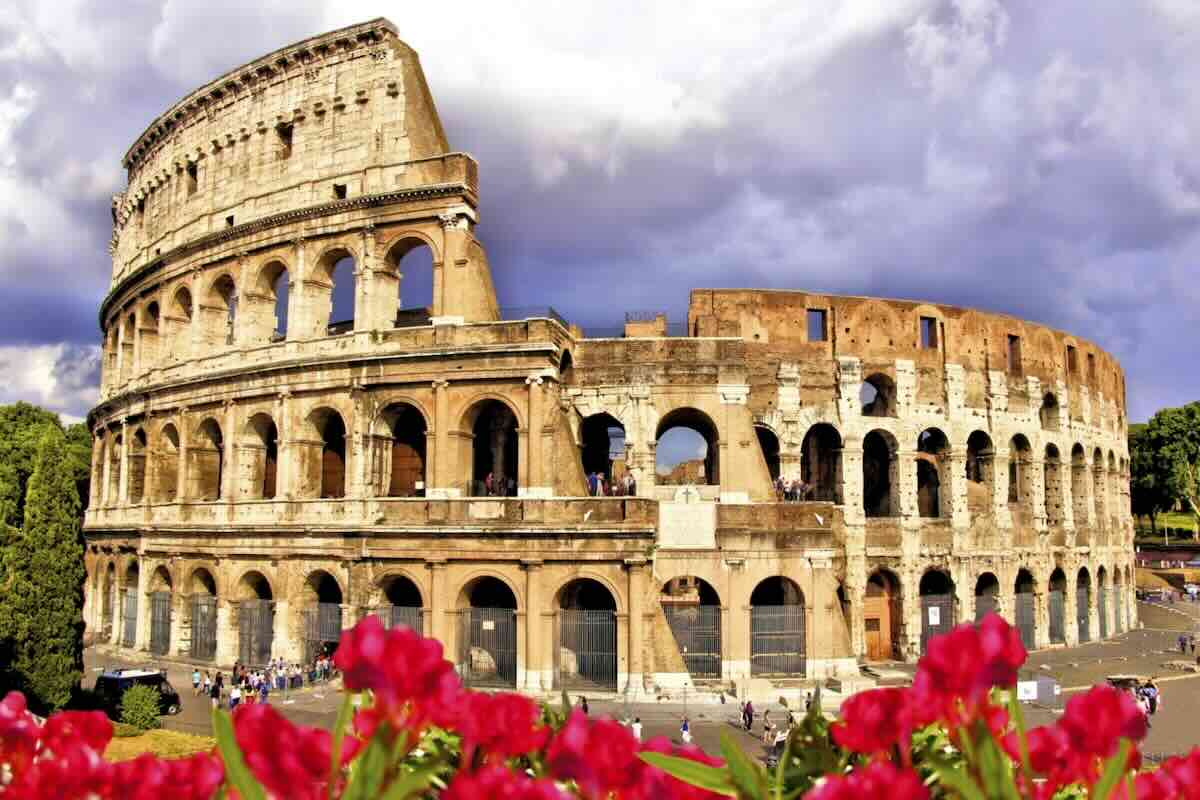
[928,606,941,626]
[1017,681,1038,702]
[482,620,495,631]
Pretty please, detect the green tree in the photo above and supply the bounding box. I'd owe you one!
[1144,402,1200,528]
[1129,422,1170,532]
[0,426,85,712]
[63,422,94,510]
[0,402,65,520]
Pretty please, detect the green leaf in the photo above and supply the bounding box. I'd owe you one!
[379,767,439,800]
[637,752,738,796]
[720,730,770,798]
[328,693,356,800]
[561,688,572,715]
[930,764,988,800]
[342,733,392,800]
[211,707,267,800]
[1006,689,1035,787]
[1091,739,1132,800]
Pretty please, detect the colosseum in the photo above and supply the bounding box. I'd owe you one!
[83,19,1135,698]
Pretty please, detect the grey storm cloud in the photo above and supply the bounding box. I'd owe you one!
[0,0,1198,420]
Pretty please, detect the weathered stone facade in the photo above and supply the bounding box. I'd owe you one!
[84,19,1135,697]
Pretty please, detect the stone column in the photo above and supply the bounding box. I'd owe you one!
[947,448,969,529]
[287,238,306,341]
[118,420,130,506]
[726,561,750,683]
[993,446,1013,528]
[169,588,185,658]
[134,559,151,651]
[273,598,291,662]
[522,561,546,691]
[275,392,291,498]
[222,400,237,508]
[427,561,449,648]
[1030,456,1047,532]
[840,444,865,526]
[1063,565,1079,647]
[215,599,236,666]
[897,450,919,519]
[431,380,452,495]
[625,559,647,696]
[176,407,190,503]
[89,432,103,510]
[522,375,547,496]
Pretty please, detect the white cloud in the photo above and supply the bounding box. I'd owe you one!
[0,344,99,420]
[905,0,1009,102]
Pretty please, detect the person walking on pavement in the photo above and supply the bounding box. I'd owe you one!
[680,716,692,744]
[580,696,589,716]
[744,700,755,732]
[631,717,642,741]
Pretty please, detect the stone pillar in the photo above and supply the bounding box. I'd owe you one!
[118,420,130,506]
[430,380,452,495]
[522,561,546,691]
[522,375,548,496]
[276,392,291,498]
[897,450,919,519]
[947,448,969,529]
[427,561,449,648]
[222,400,237,507]
[625,559,647,695]
[169,589,185,658]
[726,561,750,683]
[134,560,150,651]
[1030,456,1047,532]
[288,238,306,341]
[177,408,190,502]
[993,447,1013,528]
[273,599,291,662]
[89,432,103,510]
[215,599,235,666]
[1063,566,1079,647]
[840,444,865,525]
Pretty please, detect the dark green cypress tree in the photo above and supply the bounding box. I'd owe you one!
[3,426,84,711]
[0,461,19,648]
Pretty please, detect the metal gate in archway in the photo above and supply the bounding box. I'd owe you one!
[149,592,171,655]
[1077,586,1091,643]
[190,595,217,660]
[304,603,343,663]
[975,594,998,623]
[458,608,517,687]
[555,609,617,690]
[239,600,275,666]
[662,605,722,679]
[1048,590,1065,644]
[750,605,805,676]
[920,594,955,654]
[121,588,138,647]
[1098,585,1108,639]
[1015,592,1036,650]
[387,605,423,632]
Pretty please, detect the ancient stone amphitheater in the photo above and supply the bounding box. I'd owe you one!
[84,19,1135,696]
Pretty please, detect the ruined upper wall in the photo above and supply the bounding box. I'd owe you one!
[110,18,450,288]
[688,289,1127,419]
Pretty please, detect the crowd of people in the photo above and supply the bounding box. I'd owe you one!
[587,472,637,497]
[773,476,814,502]
[190,654,339,710]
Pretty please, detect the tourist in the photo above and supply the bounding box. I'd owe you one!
[805,692,813,712]
[1146,680,1160,716]
[230,683,242,710]
[743,700,755,732]
[484,472,494,496]
[506,476,516,496]
[580,696,589,716]
[680,716,692,744]
[1179,634,1188,653]
[761,710,775,744]
[209,675,221,709]
[259,677,270,705]
[631,717,642,741]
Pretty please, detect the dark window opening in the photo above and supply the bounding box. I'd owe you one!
[276,123,293,160]
[580,413,626,491]
[920,317,938,349]
[807,309,828,342]
[1087,352,1096,381]
[333,183,347,200]
[1067,345,1077,375]
[756,425,781,484]
[225,215,235,227]
[186,162,198,195]
[1007,335,1022,375]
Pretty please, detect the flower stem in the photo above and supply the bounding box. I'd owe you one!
[1006,689,1035,787]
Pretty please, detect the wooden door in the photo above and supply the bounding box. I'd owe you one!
[389,442,424,496]
[865,617,885,661]
[863,594,892,662]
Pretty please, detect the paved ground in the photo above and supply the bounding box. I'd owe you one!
[83,601,1200,762]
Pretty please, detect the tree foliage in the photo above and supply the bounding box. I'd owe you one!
[0,425,85,712]
[1128,422,1171,530]
[1137,402,1200,527]
[120,684,163,731]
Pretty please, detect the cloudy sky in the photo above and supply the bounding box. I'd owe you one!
[1,0,1198,424]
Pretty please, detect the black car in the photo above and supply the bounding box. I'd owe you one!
[93,669,182,718]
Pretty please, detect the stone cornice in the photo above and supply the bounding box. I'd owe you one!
[99,181,473,326]
[122,18,397,172]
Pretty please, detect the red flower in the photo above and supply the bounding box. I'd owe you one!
[443,765,566,800]
[1120,749,1200,800]
[109,751,225,800]
[1059,684,1147,762]
[831,688,915,756]
[0,691,41,779]
[912,613,1025,726]
[451,691,550,760]
[804,761,928,800]
[232,702,334,800]
[39,709,113,756]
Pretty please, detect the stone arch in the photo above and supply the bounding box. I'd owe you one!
[375,571,424,631]
[656,406,720,486]
[660,575,723,679]
[240,412,279,500]
[140,301,161,367]
[312,244,358,336]
[1092,446,1106,522]
[147,564,173,594]
[916,428,950,518]
[1014,568,1036,649]
[749,576,806,676]
[202,272,238,349]
[300,568,344,660]
[755,424,781,485]
[559,349,575,385]
[234,569,274,601]
[184,565,218,660]
[1044,443,1064,525]
[252,259,290,342]
[301,407,347,499]
[374,401,430,497]
[458,572,521,611]
[461,397,521,496]
[101,561,117,641]
[166,285,193,361]
[1070,444,1088,524]
[861,372,898,417]
[864,568,902,660]
[965,430,995,518]
[153,422,180,503]
[581,412,626,491]
[1008,434,1034,525]
[556,576,619,611]
[384,234,438,326]
[106,429,122,505]
[919,568,956,653]
[863,429,899,517]
[554,573,624,613]
[1048,567,1067,644]
[120,313,136,381]
[1107,450,1119,523]
[801,423,842,503]
[974,572,1000,621]
[189,417,224,500]
[457,573,520,688]
[1040,392,1061,432]
[1077,566,1093,643]
[128,427,147,504]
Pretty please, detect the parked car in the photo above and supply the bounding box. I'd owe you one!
[93,668,182,718]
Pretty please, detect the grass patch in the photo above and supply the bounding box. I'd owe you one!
[104,729,215,762]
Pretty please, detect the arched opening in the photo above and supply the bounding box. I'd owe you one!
[864,569,902,661]
[322,251,357,336]
[241,414,279,500]
[974,572,1000,622]
[556,578,617,690]
[255,261,289,343]
[581,412,626,493]
[1107,452,1118,524]
[1071,444,1088,524]
[660,576,722,679]
[303,570,343,662]
[141,302,160,367]
[559,350,575,385]
[121,561,140,648]
[749,577,805,676]
[378,403,427,497]
[107,432,122,505]
[168,287,193,362]
[801,424,842,503]
[236,571,275,666]
[1014,569,1036,650]
[206,274,237,348]
[755,425,781,486]
[919,570,956,654]
[302,408,346,499]
[863,430,899,517]
[1008,435,1034,526]
[189,418,224,501]
[379,574,423,631]
[916,428,950,518]
[458,576,518,687]
[965,431,995,519]
[656,407,719,486]
[1048,568,1067,644]
[1092,447,1106,523]
[187,567,218,661]
[860,373,897,417]
[128,428,147,504]
[155,424,180,503]
[1044,444,1064,525]
[1040,393,1061,432]
[105,328,118,385]
[387,238,434,327]
[466,400,519,497]
[120,314,135,381]
[148,566,172,656]
[1076,567,1092,643]
[102,563,117,641]
[1097,566,1109,639]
